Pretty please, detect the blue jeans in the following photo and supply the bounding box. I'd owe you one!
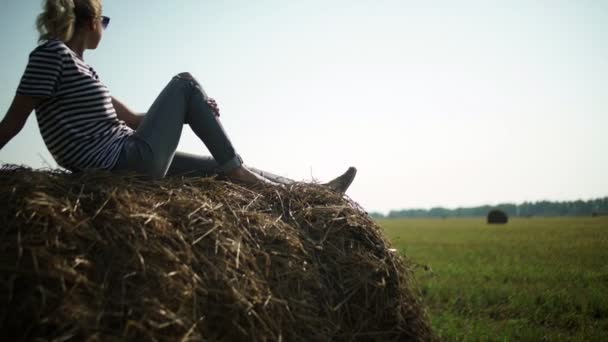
[112,73,293,184]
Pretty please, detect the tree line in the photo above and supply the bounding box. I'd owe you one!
[370,197,608,219]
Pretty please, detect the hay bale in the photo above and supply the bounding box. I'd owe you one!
[0,166,434,341]
[487,209,508,224]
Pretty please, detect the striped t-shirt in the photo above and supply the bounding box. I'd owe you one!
[17,39,133,171]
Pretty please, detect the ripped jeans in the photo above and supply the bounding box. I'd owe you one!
[111,73,293,184]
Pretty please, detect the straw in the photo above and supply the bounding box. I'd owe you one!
[0,165,434,341]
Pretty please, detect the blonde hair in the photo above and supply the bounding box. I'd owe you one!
[36,0,102,43]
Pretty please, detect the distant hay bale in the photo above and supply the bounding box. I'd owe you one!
[487,209,508,224]
[0,166,434,341]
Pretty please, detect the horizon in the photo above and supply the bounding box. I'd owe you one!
[1,0,607,213]
[377,195,608,215]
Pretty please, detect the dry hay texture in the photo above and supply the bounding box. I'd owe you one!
[0,166,434,341]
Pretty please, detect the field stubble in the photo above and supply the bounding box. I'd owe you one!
[379,217,608,341]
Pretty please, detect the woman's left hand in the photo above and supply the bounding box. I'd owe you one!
[206,98,220,117]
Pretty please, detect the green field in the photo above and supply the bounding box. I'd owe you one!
[378,217,608,341]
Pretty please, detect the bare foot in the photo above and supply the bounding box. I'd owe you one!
[323,167,357,193]
[224,166,278,186]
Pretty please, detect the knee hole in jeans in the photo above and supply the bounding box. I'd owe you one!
[177,72,194,80]
[176,72,204,90]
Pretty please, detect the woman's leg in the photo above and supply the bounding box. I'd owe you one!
[141,147,355,192]
[123,72,241,179]
[165,152,295,184]
[165,151,219,178]
[248,166,357,192]
[246,166,295,185]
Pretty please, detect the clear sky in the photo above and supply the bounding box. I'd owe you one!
[1,0,607,213]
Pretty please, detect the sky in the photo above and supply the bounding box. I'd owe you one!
[1,0,607,214]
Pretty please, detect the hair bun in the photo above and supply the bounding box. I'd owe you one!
[36,0,102,43]
[58,0,75,17]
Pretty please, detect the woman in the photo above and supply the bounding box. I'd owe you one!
[0,0,356,192]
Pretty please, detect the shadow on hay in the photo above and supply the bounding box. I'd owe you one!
[0,165,434,341]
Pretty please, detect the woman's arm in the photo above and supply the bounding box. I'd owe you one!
[112,96,144,129]
[0,94,39,150]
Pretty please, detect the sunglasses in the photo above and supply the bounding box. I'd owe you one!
[101,16,110,29]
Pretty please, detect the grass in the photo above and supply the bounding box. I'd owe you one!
[378,217,608,341]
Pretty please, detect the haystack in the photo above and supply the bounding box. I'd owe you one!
[487,209,508,224]
[0,166,434,341]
